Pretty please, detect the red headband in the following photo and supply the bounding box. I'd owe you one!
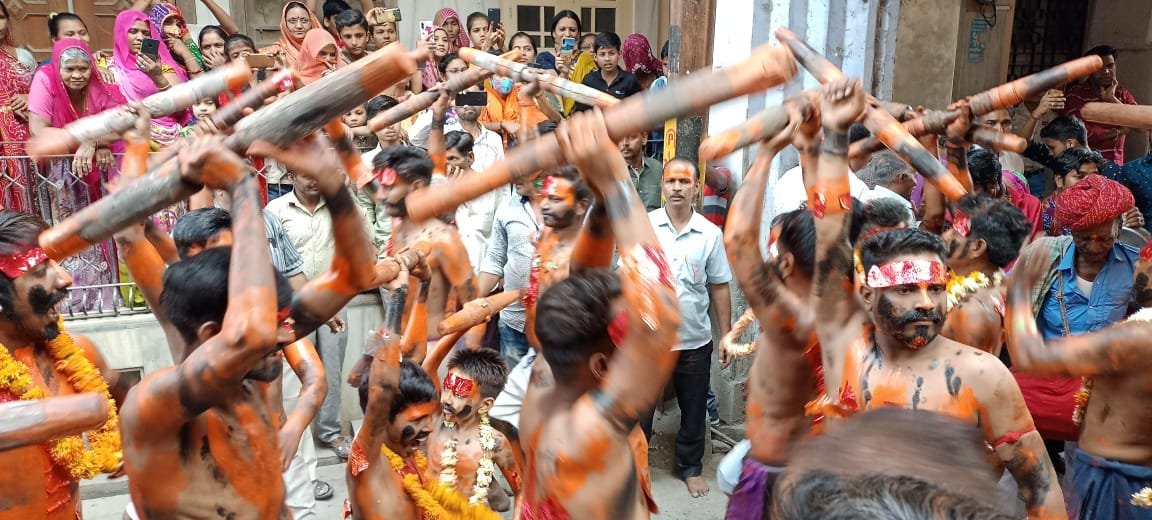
[951,211,971,237]
[608,309,629,348]
[0,247,48,279]
[443,372,475,398]
[374,166,397,185]
[865,259,948,288]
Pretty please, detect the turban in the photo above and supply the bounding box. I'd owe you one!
[1054,174,1133,231]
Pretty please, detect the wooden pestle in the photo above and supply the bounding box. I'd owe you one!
[404,43,797,222]
[39,44,422,260]
[27,61,252,158]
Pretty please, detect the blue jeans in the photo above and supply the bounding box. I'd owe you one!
[268,183,293,202]
[498,322,530,367]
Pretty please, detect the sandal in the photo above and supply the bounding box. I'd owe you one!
[314,480,335,501]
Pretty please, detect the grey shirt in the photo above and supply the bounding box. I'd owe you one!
[630,156,665,212]
[479,197,541,333]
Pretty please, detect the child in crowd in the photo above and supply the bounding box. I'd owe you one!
[572,32,642,112]
[343,104,376,153]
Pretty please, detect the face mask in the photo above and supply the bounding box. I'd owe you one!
[493,77,514,95]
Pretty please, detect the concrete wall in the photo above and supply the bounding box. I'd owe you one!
[1085,0,1152,161]
[889,0,962,109]
[68,294,387,427]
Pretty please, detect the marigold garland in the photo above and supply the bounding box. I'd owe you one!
[946,270,1004,312]
[0,318,122,480]
[1133,487,1152,508]
[381,443,500,520]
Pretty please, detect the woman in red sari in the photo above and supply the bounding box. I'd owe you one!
[0,2,36,212]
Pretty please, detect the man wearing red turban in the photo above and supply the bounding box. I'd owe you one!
[1014,173,1140,480]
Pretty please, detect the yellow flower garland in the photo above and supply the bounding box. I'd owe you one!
[946,270,1004,312]
[0,318,122,480]
[1133,487,1152,508]
[381,443,501,520]
[438,415,498,505]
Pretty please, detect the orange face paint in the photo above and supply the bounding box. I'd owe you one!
[542,176,576,206]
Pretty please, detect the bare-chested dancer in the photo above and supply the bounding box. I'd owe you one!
[425,349,522,512]
[375,145,478,360]
[808,79,1065,518]
[516,108,679,519]
[0,210,125,520]
[119,134,378,518]
[940,194,1033,355]
[1008,243,1152,518]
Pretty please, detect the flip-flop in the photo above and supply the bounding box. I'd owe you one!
[314,480,335,501]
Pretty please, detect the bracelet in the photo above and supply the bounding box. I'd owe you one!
[157,83,171,92]
[821,129,849,156]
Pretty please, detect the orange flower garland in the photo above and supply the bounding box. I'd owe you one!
[0,318,122,479]
[380,443,500,520]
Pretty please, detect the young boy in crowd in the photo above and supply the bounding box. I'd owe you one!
[426,349,520,512]
[335,9,370,63]
[572,31,642,112]
[343,103,376,153]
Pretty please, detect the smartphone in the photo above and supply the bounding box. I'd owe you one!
[455,91,488,107]
[383,7,401,22]
[419,21,434,38]
[487,8,501,26]
[560,37,576,53]
[245,53,275,69]
[140,37,160,60]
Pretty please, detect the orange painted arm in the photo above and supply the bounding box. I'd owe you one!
[400,280,429,362]
[437,290,521,336]
[570,201,614,272]
[0,394,109,451]
[421,330,466,393]
[282,338,327,444]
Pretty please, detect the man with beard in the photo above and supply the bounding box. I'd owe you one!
[641,158,732,498]
[517,108,676,519]
[808,79,1065,518]
[120,135,378,518]
[0,211,125,520]
[374,145,478,359]
[940,193,1032,355]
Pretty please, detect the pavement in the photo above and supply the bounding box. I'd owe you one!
[81,405,737,519]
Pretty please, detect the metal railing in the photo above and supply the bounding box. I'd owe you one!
[0,147,183,319]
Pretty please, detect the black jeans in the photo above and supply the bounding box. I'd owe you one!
[639,342,712,479]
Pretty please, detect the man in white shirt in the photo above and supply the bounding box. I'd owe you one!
[445,130,508,268]
[768,123,875,224]
[856,150,918,226]
[265,172,352,460]
[642,158,733,499]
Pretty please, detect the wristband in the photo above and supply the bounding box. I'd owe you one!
[821,129,849,156]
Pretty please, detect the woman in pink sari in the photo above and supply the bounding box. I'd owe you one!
[0,1,36,212]
[110,9,188,148]
[434,8,470,53]
[421,26,451,91]
[26,38,126,312]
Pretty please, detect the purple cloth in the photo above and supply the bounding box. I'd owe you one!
[725,458,780,520]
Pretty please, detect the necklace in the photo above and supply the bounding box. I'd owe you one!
[438,413,498,504]
[381,441,500,520]
[0,318,122,480]
[946,270,1004,312]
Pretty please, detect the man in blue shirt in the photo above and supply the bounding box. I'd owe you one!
[1015,174,1138,476]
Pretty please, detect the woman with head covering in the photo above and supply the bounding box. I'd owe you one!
[0,0,35,211]
[297,28,339,85]
[150,3,205,76]
[434,8,470,53]
[26,37,125,308]
[194,0,238,71]
[260,1,322,69]
[622,33,666,91]
[111,9,189,147]
[421,26,451,91]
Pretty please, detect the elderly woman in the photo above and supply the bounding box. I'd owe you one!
[27,38,126,309]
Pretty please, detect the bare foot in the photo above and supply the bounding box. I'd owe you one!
[685,475,709,498]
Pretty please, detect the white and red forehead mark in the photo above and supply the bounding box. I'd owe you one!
[0,247,48,279]
[865,259,949,288]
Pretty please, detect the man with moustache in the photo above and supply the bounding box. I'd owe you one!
[808,79,1065,518]
[0,211,125,520]
[640,158,732,499]
[373,146,478,359]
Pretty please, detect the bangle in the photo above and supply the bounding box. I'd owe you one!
[157,83,171,92]
[821,129,849,156]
